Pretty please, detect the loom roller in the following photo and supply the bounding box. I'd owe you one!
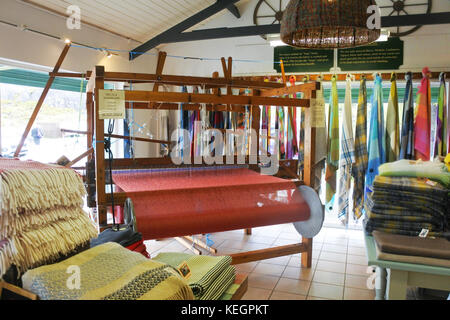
[119,184,324,240]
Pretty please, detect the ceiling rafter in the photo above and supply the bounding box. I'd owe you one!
[130,0,241,60]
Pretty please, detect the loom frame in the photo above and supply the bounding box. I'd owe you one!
[84,57,321,268]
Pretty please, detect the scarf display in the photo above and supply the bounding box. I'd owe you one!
[352,77,369,220]
[337,76,355,225]
[386,72,400,162]
[400,72,415,160]
[414,67,432,161]
[437,73,448,156]
[366,74,385,194]
[325,75,340,208]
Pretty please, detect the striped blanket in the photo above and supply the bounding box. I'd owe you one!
[22,242,193,300]
[154,252,235,300]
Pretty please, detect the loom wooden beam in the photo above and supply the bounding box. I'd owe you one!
[123,90,310,108]
[61,129,170,145]
[150,51,167,109]
[93,66,107,226]
[99,72,285,89]
[125,102,248,113]
[65,148,94,168]
[14,43,71,157]
[86,92,94,161]
[230,243,307,265]
[259,82,321,98]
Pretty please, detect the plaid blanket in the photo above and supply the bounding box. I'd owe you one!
[22,243,193,300]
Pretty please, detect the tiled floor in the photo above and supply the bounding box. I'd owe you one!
[145,224,378,300]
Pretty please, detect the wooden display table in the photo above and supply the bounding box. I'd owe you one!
[365,236,450,300]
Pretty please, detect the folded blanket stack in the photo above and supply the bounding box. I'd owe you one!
[364,175,449,238]
[22,242,193,300]
[372,231,450,268]
[0,158,98,277]
[154,252,236,300]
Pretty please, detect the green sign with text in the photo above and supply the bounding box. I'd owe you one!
[274,46,334,73]
[338,37,404,71]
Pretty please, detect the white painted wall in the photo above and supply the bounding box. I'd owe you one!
[161,0,450,77]
[0,0,161,157]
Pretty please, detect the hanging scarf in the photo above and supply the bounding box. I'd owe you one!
[287,77,299,160]
[261,106,269,154]
[414,67,432,161]
[366,75,385,194]
[337,75,356,225]
[436,73,447,156]
[313,81,327,194]
[325,75,340,206]
[277,106,286,160]
[352,76,368,221]
[400,72,415,160]
[386,72,400,162]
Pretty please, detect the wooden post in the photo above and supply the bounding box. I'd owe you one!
[14,43,71,157]
[86,92,94,160]
[301,87,316,268]
[151,51,167,109]
[93,66,107,227]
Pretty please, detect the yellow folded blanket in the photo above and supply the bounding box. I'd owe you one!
[22,242,194,300]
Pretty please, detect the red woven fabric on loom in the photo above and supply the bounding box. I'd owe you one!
[113,167,310,240]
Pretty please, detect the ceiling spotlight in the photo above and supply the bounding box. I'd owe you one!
[64,38,72,44]
[376,29,391,42]
[106,51,113,58]
[270,40,287,47]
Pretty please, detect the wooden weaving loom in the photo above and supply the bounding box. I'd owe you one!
[79,54,323,268]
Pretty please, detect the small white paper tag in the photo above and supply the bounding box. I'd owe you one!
[419,229,429,238]
[425,179,437,187]
[99,90,125,119]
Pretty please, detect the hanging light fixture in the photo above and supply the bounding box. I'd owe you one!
[280,0,381,49]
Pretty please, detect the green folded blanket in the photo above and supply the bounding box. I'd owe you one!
[153,252,235,300]
[378,160,450,187]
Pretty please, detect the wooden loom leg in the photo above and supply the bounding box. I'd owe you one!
[301,238,313,268]
[183,236,217,254]
[244,229,252,235]
[175,237,202,255]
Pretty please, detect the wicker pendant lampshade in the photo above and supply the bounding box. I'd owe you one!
[281,0,381,49]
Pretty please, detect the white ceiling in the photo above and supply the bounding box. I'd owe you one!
[19,0,223,43]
